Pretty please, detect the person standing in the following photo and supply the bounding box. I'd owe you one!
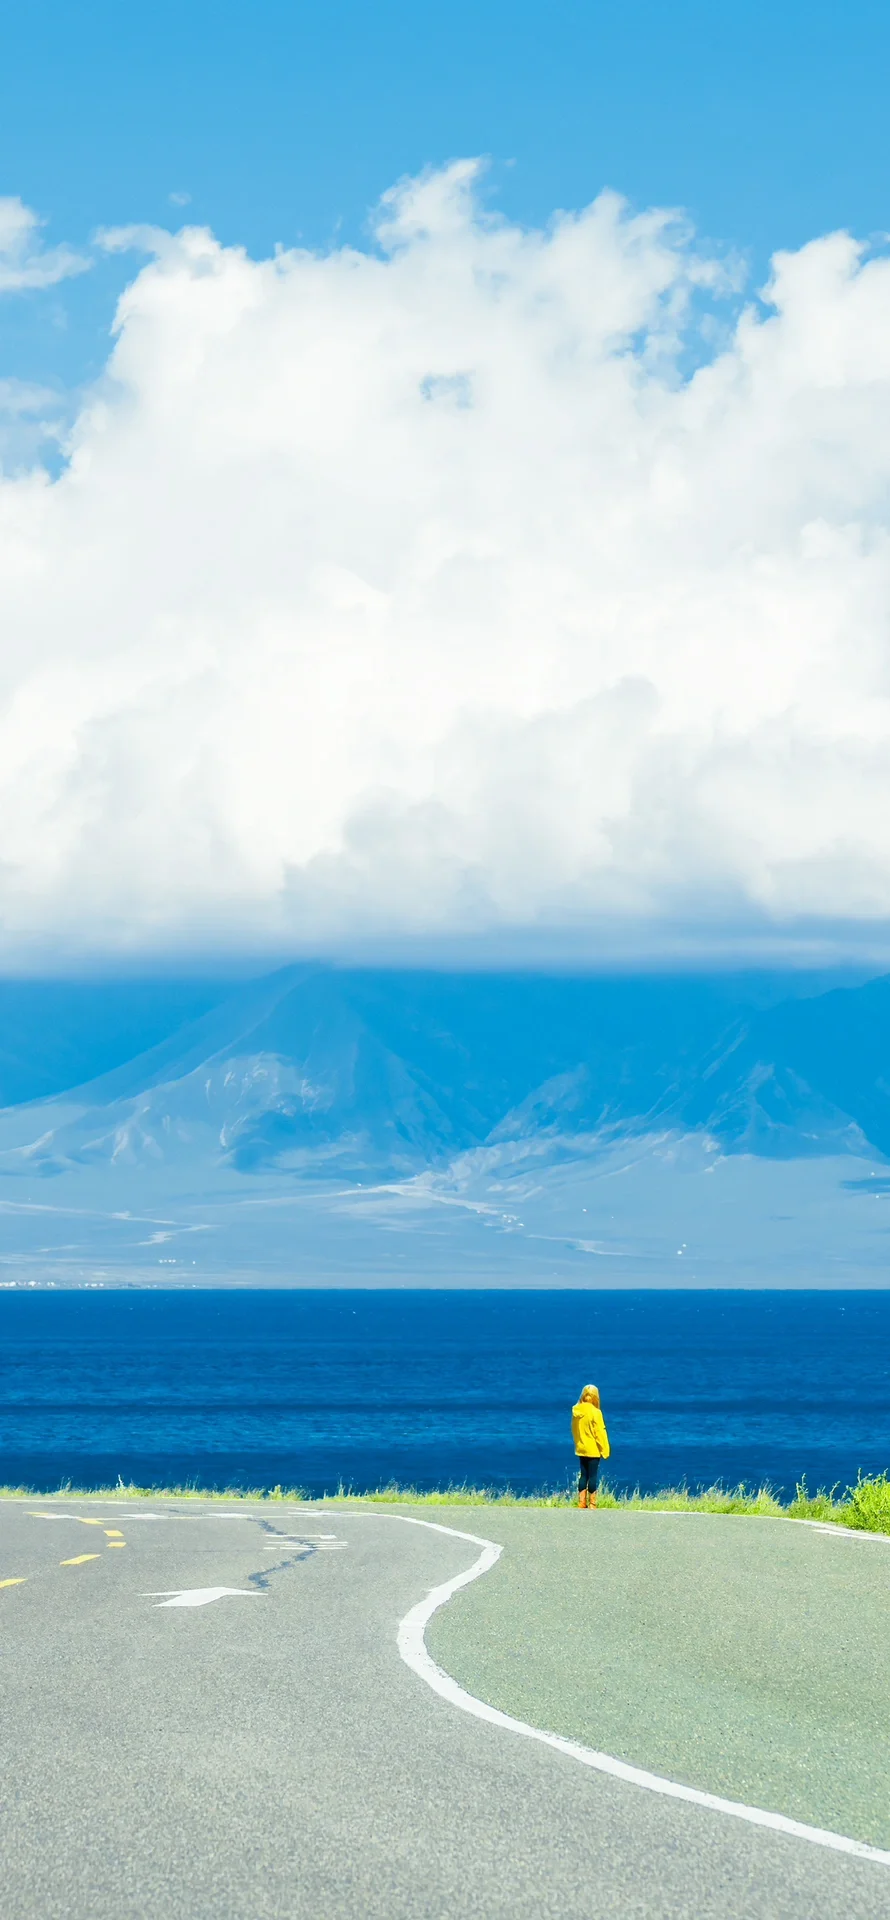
[571,1384,610,1508]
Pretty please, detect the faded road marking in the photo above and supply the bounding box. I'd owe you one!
[29,1514,104,1526]
[60,1554,101,1566]
[148,1586,263,1608]
[261,1537,346,1551]
[0,1577,26,1588]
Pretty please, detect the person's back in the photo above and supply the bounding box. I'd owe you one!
[571,1384,610,1507]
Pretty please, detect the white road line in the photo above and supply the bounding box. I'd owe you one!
[640,1512,890,1546]
[372,1512,890,1870]
[791,1519,890,1543]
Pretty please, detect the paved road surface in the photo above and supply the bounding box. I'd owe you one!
[1,1495,889,1920]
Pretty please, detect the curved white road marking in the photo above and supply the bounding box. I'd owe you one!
[793,1519,890,1543]
[379,1512,890,1870]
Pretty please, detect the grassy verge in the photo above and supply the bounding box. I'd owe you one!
[2,1471,890,1533]
[330,1471,890,1534]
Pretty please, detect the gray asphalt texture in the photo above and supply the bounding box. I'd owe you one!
[1,1495,889,1920]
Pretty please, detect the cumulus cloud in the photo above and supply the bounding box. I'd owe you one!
[1,160,890,964]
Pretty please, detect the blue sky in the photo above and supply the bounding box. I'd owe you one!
[3,0,889,391]
[2,2,890,969]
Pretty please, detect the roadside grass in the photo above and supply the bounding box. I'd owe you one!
[329,1473,890,1532]
[841,1471,890,1533]
[2,1471,890,1533]
[0,1478,306,1503]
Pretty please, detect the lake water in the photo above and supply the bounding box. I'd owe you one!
[0,1289,887,1498]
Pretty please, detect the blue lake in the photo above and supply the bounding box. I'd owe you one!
[0,1289,887,1498]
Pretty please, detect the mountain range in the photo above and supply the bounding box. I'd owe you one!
[0,964,887,1286]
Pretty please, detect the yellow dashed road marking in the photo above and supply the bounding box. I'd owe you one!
[104,1530,124,1538]
[106,1542,127,1548]
[60,1554,101,1567]
[0,1577,26,1588]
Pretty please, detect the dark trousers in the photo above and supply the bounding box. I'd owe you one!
[577,1455,600,1492]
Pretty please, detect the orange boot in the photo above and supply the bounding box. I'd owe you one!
[578,1487,588,1508]
[589,1490,598,1509]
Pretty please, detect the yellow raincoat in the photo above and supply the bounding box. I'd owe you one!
[572,1400,610,1459]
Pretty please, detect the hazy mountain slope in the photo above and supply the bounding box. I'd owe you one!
[730,976,890,1157]
[340,969,760,1140]
[0,965,888,1284]
[0,967,769,1178]
[0,965,887,1186]
[0,978,233,1107]
[0,967,467,1179]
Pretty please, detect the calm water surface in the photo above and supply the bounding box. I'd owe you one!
[0,1289,887,1497]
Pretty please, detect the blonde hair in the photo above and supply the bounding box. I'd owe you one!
[579,1384,600,1408]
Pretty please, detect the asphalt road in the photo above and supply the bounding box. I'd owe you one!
[1,1495,889,1920]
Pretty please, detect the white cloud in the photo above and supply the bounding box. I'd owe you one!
[2,160,890,964]
[0,377,66,474]
[0,198,88,292]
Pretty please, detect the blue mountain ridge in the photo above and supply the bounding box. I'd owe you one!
[0,966,886,1284]
[0,962,885,1170]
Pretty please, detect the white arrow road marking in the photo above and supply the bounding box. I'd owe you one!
[147,1587,263,1608]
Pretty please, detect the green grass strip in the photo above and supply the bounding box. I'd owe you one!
[2,1470,890,1533]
